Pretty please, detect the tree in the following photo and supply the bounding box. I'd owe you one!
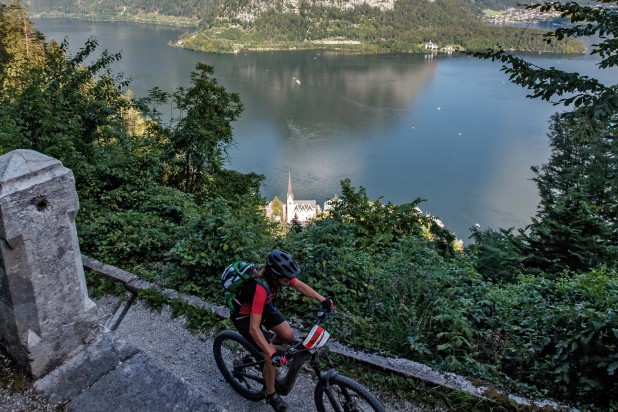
[270,195,284,220]
[0,36,133,195]
[0,1,45,73]
[471,0,618,273]
[145,63,244,199]
[290,214,303,233]
[523,116,617,272]
[473,0,617,133]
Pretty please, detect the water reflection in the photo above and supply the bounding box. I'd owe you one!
[35,18,597,241]
[220,52,439,139]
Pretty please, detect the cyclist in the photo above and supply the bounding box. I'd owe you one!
[229,249,334,412]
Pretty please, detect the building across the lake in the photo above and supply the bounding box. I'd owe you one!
[285,173,321,224]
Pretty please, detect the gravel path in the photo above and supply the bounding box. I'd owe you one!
[0,295,439,412]
[101,296,435,412]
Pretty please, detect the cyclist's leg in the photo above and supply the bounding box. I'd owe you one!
[233,315,280,400]
[231,315,270,351]
[263,306,294,345]
[270,321,294,345]
[262,305,294,409]
[263,355,278,395]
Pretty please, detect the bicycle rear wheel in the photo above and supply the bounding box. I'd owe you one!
[213,330,265,401]
[314,373,386,412]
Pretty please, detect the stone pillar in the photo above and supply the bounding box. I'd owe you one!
[0,149,98,378]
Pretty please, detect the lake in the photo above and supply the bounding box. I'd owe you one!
[33,18,611,242]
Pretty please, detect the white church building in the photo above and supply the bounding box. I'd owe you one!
[285,173,321,224]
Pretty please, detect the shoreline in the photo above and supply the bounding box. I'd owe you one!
[32,13,585,56]
[30,12,199,28]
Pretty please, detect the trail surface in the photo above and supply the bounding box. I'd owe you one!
[98,296,436,412]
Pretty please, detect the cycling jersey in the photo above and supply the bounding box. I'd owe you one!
[232,277,298,350]
[237,277,298,315]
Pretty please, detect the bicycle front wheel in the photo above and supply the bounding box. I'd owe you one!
[212,330,265,401]
[314,373,386,412]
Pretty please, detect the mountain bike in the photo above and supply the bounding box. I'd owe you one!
[213,311,386,412]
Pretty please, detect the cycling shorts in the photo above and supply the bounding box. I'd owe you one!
[231,305,286,352]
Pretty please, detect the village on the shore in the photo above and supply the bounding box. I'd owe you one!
[265,174,463,250]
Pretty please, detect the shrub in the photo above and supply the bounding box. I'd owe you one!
[487,268,618,407]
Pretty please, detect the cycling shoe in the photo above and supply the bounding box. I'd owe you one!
[266,391,289,412]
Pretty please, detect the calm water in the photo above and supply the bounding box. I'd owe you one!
[33,18,611,242]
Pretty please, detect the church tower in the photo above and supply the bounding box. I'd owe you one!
[286,172,294,223]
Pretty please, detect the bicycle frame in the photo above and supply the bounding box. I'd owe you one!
[233,311,337,396]
[216,310,386,411]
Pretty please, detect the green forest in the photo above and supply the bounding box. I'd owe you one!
[1,0,616,410]
[23,0,585,53]
[180,0,584,53]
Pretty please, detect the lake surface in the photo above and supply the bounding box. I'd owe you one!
[33,18,612,242]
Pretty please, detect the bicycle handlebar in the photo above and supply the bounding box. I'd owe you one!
[316,310,332,325]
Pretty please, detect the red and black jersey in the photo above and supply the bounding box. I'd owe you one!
[237,277,298,315]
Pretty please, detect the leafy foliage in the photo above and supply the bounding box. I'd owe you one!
[1,5,616,410]
[467,227,525,283]
[168,198,276,297]
[486,269,618,407]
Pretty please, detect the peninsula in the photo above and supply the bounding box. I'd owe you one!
[27,0,585,54]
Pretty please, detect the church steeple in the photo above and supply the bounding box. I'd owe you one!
[287,172,293,201]
[286,172,294,223]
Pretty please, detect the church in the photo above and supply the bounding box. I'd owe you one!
[284,173,321,225]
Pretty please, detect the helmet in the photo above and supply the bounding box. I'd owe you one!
[265,249,302,279]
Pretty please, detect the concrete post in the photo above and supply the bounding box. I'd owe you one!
[0,149,98,378]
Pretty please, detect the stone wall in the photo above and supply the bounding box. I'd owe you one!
[0,149,98,378]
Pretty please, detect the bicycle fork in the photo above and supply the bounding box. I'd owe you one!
[318,369,362,412]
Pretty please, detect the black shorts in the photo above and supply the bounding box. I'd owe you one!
[231,305,286,352]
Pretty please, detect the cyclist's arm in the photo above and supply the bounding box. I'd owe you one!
[248,284,276,358]
[290,279,326,303]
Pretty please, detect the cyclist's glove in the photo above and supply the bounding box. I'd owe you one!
[271,352,287,367]
[321,298,334,312]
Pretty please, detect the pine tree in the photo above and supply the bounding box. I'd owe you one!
[0,0,45,74]
[472,0,618,273]
[290,214,303,233]
[523,116,617,272]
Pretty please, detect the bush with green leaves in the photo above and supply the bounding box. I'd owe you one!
[78,185,200,271]
[169,198,276,297]
[466,227,526,282]
[486,268,618,408]
[275,182,494,375]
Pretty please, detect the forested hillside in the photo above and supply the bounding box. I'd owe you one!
[24,0,527,16]
[26,0,217,18]
[23,0,584,53]
[1,1,616,411]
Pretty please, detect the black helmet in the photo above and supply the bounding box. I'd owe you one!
[265,249,302,279]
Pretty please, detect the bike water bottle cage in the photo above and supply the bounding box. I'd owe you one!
[221,261,269,312]
[266,249,302,279]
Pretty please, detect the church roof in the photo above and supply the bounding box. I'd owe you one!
[292,200,317,210]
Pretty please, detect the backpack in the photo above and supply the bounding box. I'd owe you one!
[221,261,269,313]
